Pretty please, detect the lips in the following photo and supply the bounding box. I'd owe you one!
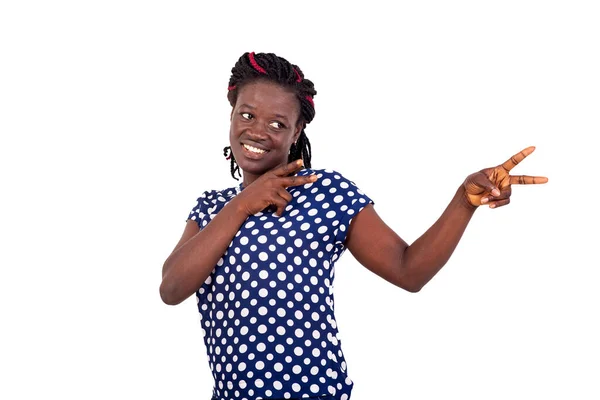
[240,142,270,159]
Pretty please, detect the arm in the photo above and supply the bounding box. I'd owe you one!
[346,146,548,292]
[345,187,476,293]
[159,160,318,306]
[160,197,249,305]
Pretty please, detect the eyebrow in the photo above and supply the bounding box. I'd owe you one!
[239,103,290,122]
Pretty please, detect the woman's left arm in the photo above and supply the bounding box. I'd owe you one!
[345,146,548,292]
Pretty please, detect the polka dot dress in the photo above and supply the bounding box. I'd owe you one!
[187,169,374,400]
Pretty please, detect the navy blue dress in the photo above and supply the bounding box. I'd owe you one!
[187,169,374,400]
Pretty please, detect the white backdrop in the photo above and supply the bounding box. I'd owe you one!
[1,1,598,399]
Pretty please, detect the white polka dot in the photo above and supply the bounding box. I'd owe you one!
[259,252,268,261]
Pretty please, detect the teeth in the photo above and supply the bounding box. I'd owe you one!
[243,144,267,154]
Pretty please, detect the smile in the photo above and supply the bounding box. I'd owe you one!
[242,143,268,154]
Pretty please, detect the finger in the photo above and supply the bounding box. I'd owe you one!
[278,188,293,203]
[281,173,318,188]
[509,175,549,185]
[488,198,511,209]
[481,186,511,204]
[272,196,289,217]
[465,171,500,196]
[501,146,535,171]
[271,159,304,177]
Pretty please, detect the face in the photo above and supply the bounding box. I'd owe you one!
[229,80,302,185]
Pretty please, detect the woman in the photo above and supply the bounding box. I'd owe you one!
[160,52,548,400]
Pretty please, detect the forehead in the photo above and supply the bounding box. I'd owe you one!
[236,80,300,117]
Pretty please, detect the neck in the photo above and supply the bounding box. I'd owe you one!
[242,172,260,189]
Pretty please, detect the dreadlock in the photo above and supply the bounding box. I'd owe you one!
[223,52,317,180]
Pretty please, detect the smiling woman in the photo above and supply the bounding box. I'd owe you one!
[229,81,303,186]
[159,51,548,400]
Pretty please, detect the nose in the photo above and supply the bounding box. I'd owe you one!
[246,121,269,141]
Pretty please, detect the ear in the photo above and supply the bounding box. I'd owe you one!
[293,121,303,143]
[230,108,234,121]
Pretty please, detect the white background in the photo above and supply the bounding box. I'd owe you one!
[1,1,598,399]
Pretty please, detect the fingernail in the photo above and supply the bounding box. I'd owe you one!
[310,175,317,181]
[481,197,489,204]
[491,188,500,197]
[297,160,303,166]
[489,204,496,209]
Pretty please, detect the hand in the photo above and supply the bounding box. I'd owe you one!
[463,146,548,208]
[234,159,318,216]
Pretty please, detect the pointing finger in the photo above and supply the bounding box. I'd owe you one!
[272,159,304,177]
[282,174,318,188]
[509,175,549,185]
[501,146,536,171]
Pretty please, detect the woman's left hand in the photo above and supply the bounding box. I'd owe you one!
[463,146,548,208]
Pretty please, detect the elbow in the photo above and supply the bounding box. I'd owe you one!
[159,279,183,306]
[404,283,423,293]
[397,279,423,293]
[394,271,425,293]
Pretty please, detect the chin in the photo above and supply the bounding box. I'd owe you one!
[234,143,285,174]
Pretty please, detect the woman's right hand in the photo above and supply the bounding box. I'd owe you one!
[234,159,318,217]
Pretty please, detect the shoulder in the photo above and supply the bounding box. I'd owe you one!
[193,183,240,209]
[301,168,367,191]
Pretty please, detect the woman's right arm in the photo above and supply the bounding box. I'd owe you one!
[160,198,249,305]
[159,160,317,306]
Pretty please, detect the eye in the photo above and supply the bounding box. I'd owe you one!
[269,121,286,129]
[240,112,253,120]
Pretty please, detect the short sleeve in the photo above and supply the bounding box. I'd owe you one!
[186,191,211,229]
[321,170,374,245]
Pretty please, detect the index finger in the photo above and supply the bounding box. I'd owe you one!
[501,146,536,171]
[509,175,549,185]
[281,174,318,188]
[271,159,304,177]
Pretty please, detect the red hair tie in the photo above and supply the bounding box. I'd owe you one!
[293,68,302,83]
[305,95,314,107]
[227,85,236,91]
[249,52,267,74]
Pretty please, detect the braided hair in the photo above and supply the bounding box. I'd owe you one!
[223,52,317,180]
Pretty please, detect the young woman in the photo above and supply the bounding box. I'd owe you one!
[160,52,548,400]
